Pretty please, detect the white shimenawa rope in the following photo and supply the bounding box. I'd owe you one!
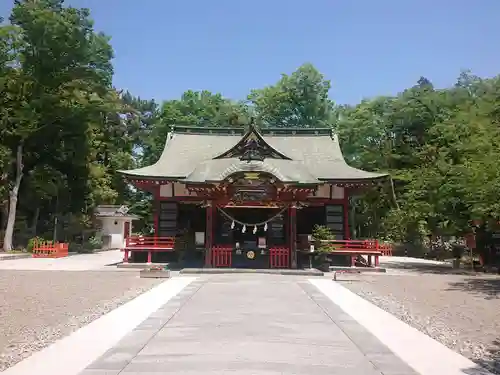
[216,205,290,233]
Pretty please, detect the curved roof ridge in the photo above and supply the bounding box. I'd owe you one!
[213,123,292,161]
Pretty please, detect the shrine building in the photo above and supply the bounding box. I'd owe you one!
[119,124,387,268]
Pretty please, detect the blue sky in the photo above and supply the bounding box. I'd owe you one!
[1,0,499,105]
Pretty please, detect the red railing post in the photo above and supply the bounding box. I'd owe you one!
[269,247,290,269]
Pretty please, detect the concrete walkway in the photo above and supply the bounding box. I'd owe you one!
[80,275,419,375]
[0,250,123,271]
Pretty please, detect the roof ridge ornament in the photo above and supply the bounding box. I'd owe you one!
[248,117,258,132]
[239,135,265,162]
[214,117,292,161]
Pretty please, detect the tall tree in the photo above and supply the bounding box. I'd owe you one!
[248,63,335,128]
[1,0,114,250]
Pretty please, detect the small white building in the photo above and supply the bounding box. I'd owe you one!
[94,205,139,249]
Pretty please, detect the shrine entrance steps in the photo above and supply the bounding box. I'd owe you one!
[179,268,324,276]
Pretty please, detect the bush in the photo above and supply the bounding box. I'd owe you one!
[312,225,336,254]
[27,236,48,253]
[68,243,87,253]
[87,236,103,250]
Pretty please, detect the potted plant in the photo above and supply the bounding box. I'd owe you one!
[140,264,171,278]
[312,225,335,272]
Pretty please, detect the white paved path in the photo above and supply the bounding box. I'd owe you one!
[2,277,196,375]
[3,274,493,375]
[311,279,492,375]
[0,250,123,271]
[380,255,450,266]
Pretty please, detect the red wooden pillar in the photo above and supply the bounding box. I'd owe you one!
[154,186,160,237]
[343,190,350,240]
[289,204,297,269]
[205,202,214,267]
[124,221,131,238]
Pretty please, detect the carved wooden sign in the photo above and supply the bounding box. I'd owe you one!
[232,188,269,202]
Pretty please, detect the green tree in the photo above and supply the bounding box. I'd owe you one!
[1,0,114,250]
[248,63,335,128]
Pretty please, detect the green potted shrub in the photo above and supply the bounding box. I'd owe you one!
[312,225,335,272]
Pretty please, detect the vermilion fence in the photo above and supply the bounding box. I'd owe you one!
[211,245,232,267]
[269,247,290,268]
[32,241,69,258]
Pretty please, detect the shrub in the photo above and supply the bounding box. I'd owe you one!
[312,225,336,254]
[68,243,87,253]
[27,236,47,253]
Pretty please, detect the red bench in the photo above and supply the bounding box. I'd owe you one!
[324,239,392,267]
[122,236,175,263]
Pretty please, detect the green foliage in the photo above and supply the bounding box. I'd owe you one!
[0,1,154,249]
[337,71,500,244]
[312,225,335,254]
[1,0,500,256]
[248,63,335,128]
[27,236,46,252]
[87,236,102,250]
[312,224,335,241]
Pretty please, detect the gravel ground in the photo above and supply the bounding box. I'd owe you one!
[339,270,500,374]
[0,270,163,371]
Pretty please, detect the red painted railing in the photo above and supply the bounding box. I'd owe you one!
[122,236,176,263]
[211,245,232,267]
[32,241,69,258]
[322,239,392,256]
[269,247,290,268]
[377,243,393,256]
[124,236,175,251]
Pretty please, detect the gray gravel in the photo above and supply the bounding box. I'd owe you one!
[0,270,162,371]
[338,271,500,374]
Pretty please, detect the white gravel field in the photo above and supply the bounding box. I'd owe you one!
[0,270,162,371]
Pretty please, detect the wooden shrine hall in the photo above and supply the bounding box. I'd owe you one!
[118,123,388,268]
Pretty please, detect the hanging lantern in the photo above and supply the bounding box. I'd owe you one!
[264,223,268,231]
[242,225,246,233]
[253,225,257,234]
[231,221,235,229]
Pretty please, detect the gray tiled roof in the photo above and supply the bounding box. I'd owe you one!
[119,129,387,183]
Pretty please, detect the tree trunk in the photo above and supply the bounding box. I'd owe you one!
[0,199,7,232]
[0,172,8,232]
[30,206,40,237]
[3,144,23,252]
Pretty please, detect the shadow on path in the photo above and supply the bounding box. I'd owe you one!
[383,261,475,275]
[462,338,500,375]
[446,278,500,300]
